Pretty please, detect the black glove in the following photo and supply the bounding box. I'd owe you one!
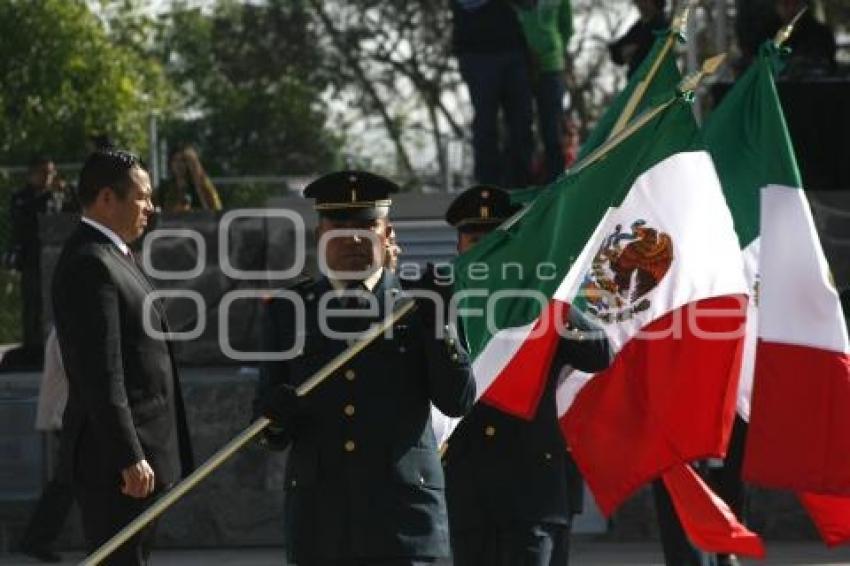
[261,383,300,424]
[412,263,452,334]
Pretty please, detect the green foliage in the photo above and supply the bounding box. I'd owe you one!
[156,0,341,176]
[0,0,174,162]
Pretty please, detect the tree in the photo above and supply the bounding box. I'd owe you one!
[305,0,636,188]
[155,0,340,176]
[0,0,173,163]
[293,1,473,188]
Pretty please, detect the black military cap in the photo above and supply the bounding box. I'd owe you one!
[445,185,521,233]
[303,170,400,220]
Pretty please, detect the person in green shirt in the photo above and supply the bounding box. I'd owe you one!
[513,0,574,183]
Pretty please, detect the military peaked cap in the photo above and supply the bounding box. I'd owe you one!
[304,170,400,220]
[445,185,521,233]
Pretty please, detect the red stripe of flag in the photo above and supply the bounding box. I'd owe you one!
[482,300,570,419]
[562,295,747,515]
[663,464,765,558]
[744,342,850,494]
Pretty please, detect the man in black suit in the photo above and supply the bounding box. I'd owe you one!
[440,186,612,566]
[52,150,193,565]
[256,170,476,566]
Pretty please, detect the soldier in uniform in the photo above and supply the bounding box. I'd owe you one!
[5,156,59,367]
[440,186,612,566]
[255,171,476,566]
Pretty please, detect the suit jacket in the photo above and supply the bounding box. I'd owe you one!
[255,271,476,562]
[444,307,612,529]
[52,222,193,490]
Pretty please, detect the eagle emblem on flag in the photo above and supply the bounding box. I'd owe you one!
[578,219,674,323]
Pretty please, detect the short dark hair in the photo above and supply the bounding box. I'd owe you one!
[76,150,144,207]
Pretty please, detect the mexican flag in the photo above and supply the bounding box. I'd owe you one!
[432,34,683,432]
[455,95,750,508]
[703,43,850,546]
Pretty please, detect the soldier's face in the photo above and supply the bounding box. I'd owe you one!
[457,229,490,254]
[317,216,391,279]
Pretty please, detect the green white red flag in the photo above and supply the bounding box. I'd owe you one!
[452,93,763,556]
[703,43,850,547]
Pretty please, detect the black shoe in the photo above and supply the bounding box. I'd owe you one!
[19,544,62,563]
[716,554,740,566]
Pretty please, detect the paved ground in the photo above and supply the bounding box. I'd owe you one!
[3,541,850,565]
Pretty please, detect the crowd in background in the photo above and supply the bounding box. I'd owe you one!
[452,0,838,190]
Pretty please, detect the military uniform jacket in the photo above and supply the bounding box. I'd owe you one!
[444,307,611,530]
[257,271,476,563]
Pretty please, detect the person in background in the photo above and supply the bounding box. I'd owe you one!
[2,156,60,369]
[158,145,223,213]
[17,328,73,563]
[774,0,836,78]
[384,225,402,272]
[514,0,574,184]
[442,185,611,566]
[609,0,668,78]
[451,0,534,188]
[562,115,581,169]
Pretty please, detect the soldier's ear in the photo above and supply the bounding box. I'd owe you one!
[314,217,328,240]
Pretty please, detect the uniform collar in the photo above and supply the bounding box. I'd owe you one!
[329,267,385,293]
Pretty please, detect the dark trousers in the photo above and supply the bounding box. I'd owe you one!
[653,417,750,566]
[20,479,75,550]
[550,518,573,565]
[459,51,534,188]
[708,417,748,519]
[653,479,709,566]
[452,522,566,566]
[21,253,44,355]
[533,71,566,184]
[708,417,749,564]
[77,486,158,566]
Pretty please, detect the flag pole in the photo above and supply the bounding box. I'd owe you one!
[607,0,694,139]
[571,53,727,177]
[773,6,807,47]
[79,299,417,566]
[503,53,728,233]
[499,93,680,232]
